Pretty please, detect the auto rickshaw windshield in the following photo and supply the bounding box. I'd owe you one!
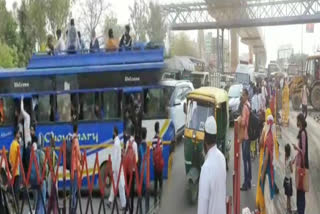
[186,100,214,132]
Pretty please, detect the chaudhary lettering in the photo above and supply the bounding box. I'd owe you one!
[43,132,99,144]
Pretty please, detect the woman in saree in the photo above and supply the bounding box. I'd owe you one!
[282,80,290,126]
[256,109,277,214]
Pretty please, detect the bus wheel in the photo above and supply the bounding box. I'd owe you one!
[100,162,111,197]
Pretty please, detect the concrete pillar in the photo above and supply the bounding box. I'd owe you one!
[230,29,239,73]
[249,46,253,64]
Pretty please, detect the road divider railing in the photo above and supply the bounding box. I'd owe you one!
[0,140,151,214]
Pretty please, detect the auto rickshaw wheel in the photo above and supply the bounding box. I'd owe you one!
[187,179,198,204]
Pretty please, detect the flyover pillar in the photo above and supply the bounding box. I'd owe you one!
[231,29,239,73]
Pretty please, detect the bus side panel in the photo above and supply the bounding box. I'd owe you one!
[0,126,15,152]
[36,121,123,189]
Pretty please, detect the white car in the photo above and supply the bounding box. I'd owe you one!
[228,84,243,123]
[162,80,194,139]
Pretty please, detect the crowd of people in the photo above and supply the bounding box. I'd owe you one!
[196,76,310,214]
[237,76,309,214]
[8,97,57,214]
[46,18,133,55]
[7,98,164,214]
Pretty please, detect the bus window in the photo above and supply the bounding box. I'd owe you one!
[71,93,79,121]
[144,88,167,119]
[0,97,15,125]
[103,91,120,120]
[37,95,51,122]
[79,93,95,121]
[57,94,71,122]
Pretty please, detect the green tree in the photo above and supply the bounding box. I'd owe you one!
[171,33,198,57]
[80,0,109,37]
[147,2,166,43]
[0,41,18,68]
[104,13,123,40]
[129,0,149,42]
[0,0,19,48]
[46,0,72,34]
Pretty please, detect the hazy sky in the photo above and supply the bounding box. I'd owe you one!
[6,0,320,63]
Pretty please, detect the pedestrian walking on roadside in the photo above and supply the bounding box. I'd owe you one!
[47,133,59,214]
[124,125,138,214]
[9,130,21,204]
[152,122,164,206]
[293,113,309,214]
[282,80,290,126]
[239,88,252,191]
[283,144,294,214]
[70,124,81,214]
[251,87,260,159]
[260,115,276,203]
[301,84,309,119]
[197,116,226,214]
[30,141,47,214]
[139,127,149,213]
[107,126,126,211]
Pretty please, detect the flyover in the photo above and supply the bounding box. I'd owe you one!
[161,0,320,73]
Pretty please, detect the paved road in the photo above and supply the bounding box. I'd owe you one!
[159,127,259,213]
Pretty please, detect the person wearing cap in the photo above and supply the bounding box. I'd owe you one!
[197,116,226,214]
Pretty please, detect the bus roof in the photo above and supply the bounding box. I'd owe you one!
[0,47,164,78]
[0,47,164,95]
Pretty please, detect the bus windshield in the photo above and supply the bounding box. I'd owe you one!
[186,100,214,131]
[144,87,173,119]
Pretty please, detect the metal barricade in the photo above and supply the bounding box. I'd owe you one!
[0,140,152,214]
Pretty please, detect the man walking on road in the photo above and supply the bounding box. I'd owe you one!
[240,88,252,191]
[152,122,164,205]
[198,116,226,214]
[70,124,81,214]
[107,126,126,210]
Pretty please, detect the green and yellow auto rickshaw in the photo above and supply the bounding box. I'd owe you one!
[183,87,230,203]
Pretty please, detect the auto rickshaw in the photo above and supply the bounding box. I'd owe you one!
[183,87,230,203]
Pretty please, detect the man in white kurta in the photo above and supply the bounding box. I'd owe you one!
[108,127,126,209]
[198,116,226,214]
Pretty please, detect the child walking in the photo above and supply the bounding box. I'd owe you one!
[283,144,294,214]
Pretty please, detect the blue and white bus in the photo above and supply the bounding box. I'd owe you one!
[0,46,175,188]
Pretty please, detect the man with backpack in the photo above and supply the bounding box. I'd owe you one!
[124,125,138,214]
[152,122,164,205]
[239,88,252,191]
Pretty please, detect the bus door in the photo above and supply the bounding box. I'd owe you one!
[123,87,143,143]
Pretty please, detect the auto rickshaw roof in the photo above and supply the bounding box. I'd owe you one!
[187,87,228,104]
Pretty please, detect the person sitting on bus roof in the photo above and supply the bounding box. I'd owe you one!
[105,28,118,52]
[54,29,65,54]
[66,19,80,54]
[119,25,132,50]
[47,34,55,56]
[89,29,100,53]
[78,31,86,52]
